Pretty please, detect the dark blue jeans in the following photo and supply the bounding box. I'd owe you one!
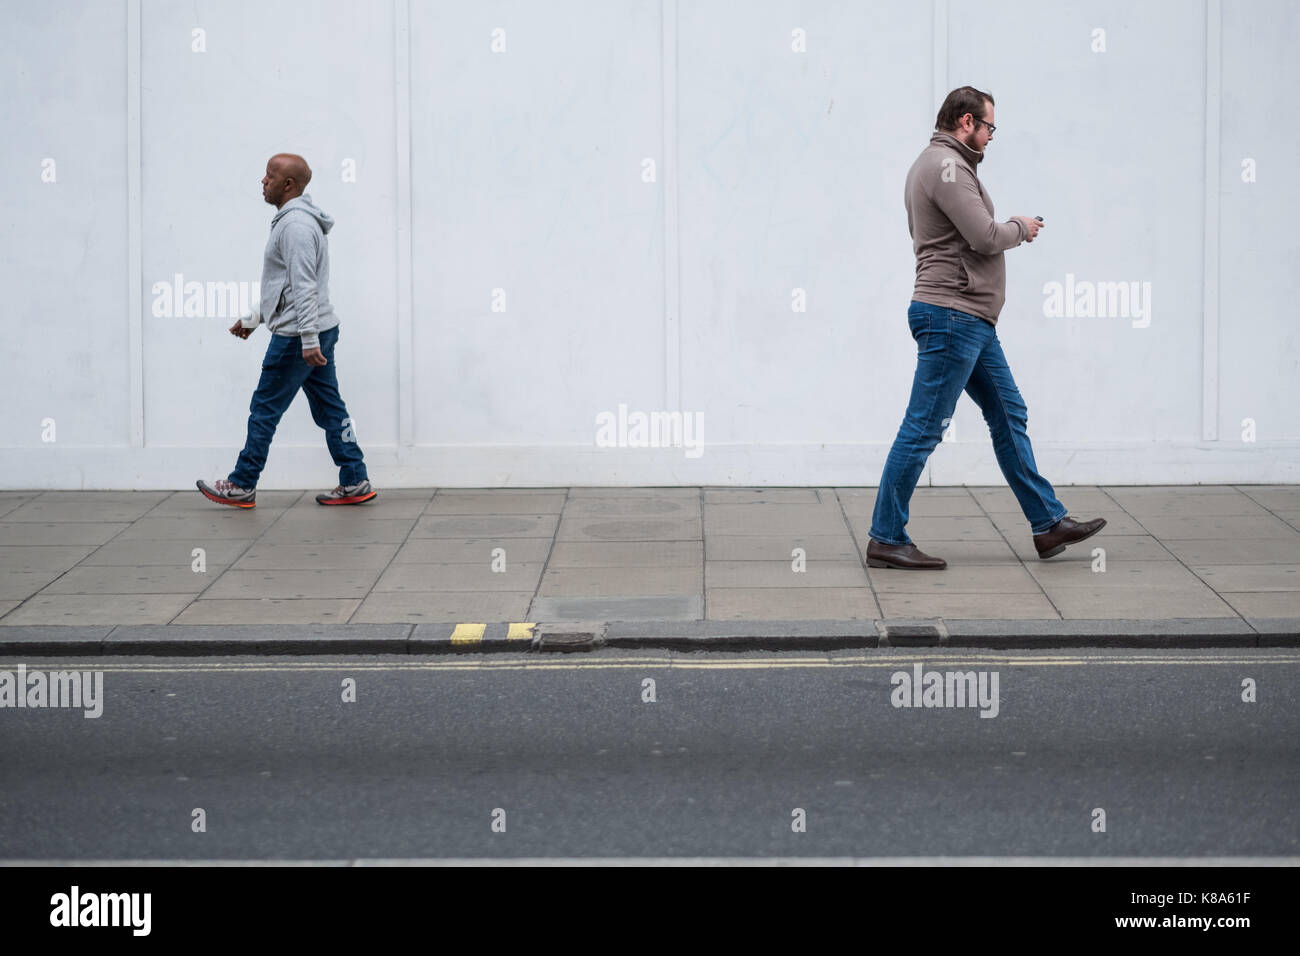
[229,325,368,490]
[869,301,1067,546]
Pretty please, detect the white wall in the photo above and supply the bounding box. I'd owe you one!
[2,0,1296,489]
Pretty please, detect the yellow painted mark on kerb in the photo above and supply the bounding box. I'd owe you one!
[507,623,535,641]
[450,623,486,645]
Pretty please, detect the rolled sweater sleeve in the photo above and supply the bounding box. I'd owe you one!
[931,168,1027,255]
[281,221,323,351]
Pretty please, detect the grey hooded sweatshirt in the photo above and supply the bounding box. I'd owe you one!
[241,193,339,350]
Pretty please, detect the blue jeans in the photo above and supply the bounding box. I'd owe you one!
[229,325,368,490]
[869,301,1067,546]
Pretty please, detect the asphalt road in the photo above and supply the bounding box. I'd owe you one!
[1,648,1297,860]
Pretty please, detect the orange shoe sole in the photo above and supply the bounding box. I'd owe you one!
[316,490,378,505]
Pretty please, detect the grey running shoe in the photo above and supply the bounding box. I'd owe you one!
[197,478,256,508]
[316,479,378,505]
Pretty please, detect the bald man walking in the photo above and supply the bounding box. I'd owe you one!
[198,153,376,507]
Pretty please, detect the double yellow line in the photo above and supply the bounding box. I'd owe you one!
[449,622,536,645]
[24,653,1300,675]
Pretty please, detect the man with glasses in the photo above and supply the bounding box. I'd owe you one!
[866,86,1106,569]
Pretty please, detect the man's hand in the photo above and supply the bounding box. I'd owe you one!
[302,347,327,366]
[1013,216,1044,243]
[228,321,253,339]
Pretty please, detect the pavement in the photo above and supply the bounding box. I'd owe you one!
[0,484,1297,653]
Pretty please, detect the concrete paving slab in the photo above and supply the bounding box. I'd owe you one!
[201,569,380,599]
[530,594,701,621]
[704,507,847,536]
[412,513,560,538]
[1274,510,1300,531]
[170,598,361,625]
[1218,592,1300,618]
[0,601,18,618]
[1241,487,1300,509]
[1026,561,1211,589]
[1188,565,1300,591]
[0,570,67,600]
[392,537,553,564]
[1047,588,1238,619]
[351,591,534,623]
[0,545,95,572]
[705,588,876,620]
[556,514,700,542]
[423,493,566,514]
[117,515,281,540]
[564,496,700,517]
[78,538,254,566]
[547,540,702,566]
[706,535,858,561]
[540,565,700,596]
[256,517,418,545]
[568,487,698,497]
[1134,514,1300,540]
[705,560,866,588]
[1116,496,1272,518]
[866,565,1043,593]
[233,543,399,570]
[37,565,225,594]
[876,592,1059,619]
[0,593,195,625]
[0,494,41,520]
[374,563,544,592]
[1102,485,1244,498]
[0,523,129,546]
[438,487,565,495]
[0,492,168,523]
[705,488,826,504]
[1160,538,1300,565]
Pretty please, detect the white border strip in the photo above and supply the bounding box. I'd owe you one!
[126,0,143,448]
[662,0,682,411]
[932,0,948,118]
[394,0,415,454]
[1202,0,1222,441]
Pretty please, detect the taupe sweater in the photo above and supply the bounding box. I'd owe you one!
[905,131,1028,324]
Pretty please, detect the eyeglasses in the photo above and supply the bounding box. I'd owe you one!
[972,117,996,134]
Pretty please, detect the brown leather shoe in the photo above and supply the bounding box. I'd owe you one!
[866,538,947,570]
[1033,516,1107,559]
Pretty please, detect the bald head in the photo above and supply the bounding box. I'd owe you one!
[261,153,312,209]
